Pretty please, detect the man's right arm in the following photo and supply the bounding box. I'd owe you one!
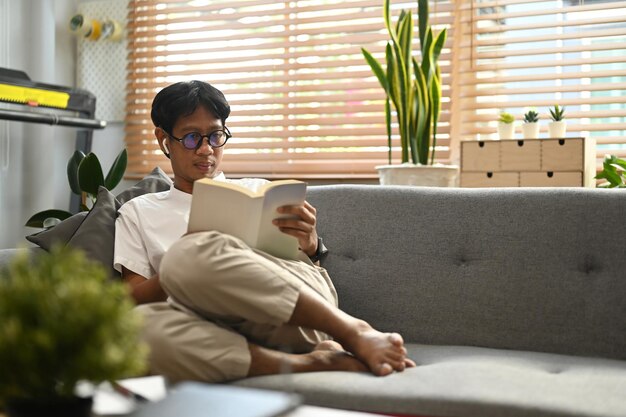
[115,201,168,305]
[122,267,168,305]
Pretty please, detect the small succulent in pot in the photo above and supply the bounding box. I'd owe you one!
[497,112,516,139]
[549,105,565,122]
[522,109,540,139]
[523,110,539,124]
[498,112,515,124]
[548,105,567,137]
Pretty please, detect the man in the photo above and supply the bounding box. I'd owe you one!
[114,80,414,383]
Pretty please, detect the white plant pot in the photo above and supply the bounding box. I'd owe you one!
[548,121,566,138]
[376,163,459,187]
[497,122,515,139]
[522,122,540,139]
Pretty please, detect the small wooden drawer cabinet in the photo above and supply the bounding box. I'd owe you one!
[460,137,595,188]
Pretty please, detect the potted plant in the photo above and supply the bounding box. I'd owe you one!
[497,112,515,139]
[361,0,458,187]
[596,154,626,188]
[522,110,540,139]
[548,105,566,138]
[25,148,127,228]
[0,245,147,417]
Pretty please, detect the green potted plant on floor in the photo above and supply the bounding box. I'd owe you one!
[361,0,457,186]
[548,105,566,138]
[497,112,515,139]
[0,245,146,417]
[522,109,540,139]
[25,148,127,228]
[596,155,626,188]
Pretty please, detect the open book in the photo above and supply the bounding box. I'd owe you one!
[188,178,307,260]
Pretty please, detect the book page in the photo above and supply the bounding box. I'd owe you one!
[256,181,307,260]
[188,180,262,246]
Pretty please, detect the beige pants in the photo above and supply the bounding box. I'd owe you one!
[137,231,338,383]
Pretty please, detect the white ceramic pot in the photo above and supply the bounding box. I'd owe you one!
[376,163,459,187]
[522,122,540,139]
[497,122,515,139]
[548,121,566,138]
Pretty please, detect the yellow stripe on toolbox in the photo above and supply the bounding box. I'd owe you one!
[0,83,70,109]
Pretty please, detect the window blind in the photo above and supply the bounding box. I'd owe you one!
[125,0,454,179]
[453,0,626,164]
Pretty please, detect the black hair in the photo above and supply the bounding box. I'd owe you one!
[150,80,231,133]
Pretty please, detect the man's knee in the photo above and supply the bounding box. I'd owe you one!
[159,231,231,293]
[137,303,251,384]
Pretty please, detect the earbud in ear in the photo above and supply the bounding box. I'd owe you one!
[162,139,170,155]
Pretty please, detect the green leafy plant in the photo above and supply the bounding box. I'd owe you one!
[498,112,514,124]
[596,155,626,188]
[361,0,447,165]
[0,245,146,402]
[549,105,565,122]
[523,110,539,124]
[26,149,127,228]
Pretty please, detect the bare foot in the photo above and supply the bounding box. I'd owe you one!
[304,340,368,373]
[314,340,345,352]
[248,342,367,377]
[338,320,410,376]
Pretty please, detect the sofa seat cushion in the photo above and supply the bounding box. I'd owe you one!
[232,344,626,417]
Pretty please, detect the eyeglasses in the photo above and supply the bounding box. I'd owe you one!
[166,127,231,150]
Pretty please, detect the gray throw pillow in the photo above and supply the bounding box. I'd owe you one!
[25,211,88,251]
[116,166,172,204]
[67,186,121,279]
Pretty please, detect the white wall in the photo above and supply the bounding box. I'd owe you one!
[0,0,127,249]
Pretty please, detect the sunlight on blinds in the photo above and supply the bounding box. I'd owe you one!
[454,0,626,164]
[126,0,454,179]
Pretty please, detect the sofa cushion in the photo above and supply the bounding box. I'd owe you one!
[233,344,626,417]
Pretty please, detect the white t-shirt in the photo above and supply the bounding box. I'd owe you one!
[113,173,269,279]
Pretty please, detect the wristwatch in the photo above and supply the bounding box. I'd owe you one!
[308,236,329,263]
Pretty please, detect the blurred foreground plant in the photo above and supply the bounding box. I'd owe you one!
[0,245,146,402]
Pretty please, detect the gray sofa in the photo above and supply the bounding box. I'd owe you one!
[2,185,625,417]
[233,185,626,417]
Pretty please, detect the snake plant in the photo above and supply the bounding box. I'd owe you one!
[362,0,447,165]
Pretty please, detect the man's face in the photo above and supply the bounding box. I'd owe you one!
[160,105,225,194]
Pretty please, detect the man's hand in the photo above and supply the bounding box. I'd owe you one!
[272,200,319,257]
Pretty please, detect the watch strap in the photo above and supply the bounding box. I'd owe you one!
[309,236,329,263]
